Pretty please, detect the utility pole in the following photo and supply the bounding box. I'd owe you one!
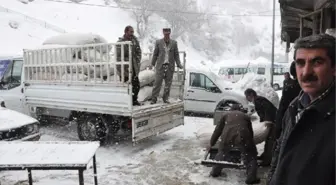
[271,0,275,87]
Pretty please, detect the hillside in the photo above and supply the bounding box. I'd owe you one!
[0,8,58,56]
[0,0,293,67]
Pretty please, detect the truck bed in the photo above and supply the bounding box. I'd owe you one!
[23,42,185,116]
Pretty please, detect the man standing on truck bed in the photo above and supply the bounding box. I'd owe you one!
[151,28,183,104]
[116,25,142,106]
[244,88,277,166]
[267,34,335,185]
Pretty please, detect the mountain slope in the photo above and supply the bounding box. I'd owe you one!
[0,10,58,56]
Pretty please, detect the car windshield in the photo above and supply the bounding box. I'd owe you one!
[209,70,234,89]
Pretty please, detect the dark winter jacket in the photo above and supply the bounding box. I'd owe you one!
[275,79,301,138]
[267,83,335,185]
[254,96,277,123]
[116,35,142,76]
[210,111,255,152]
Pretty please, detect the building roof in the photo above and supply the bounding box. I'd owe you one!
[279,0,335,43]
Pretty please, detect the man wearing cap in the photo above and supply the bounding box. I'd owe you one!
[151,28,183,104]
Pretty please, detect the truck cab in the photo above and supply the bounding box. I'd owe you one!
[0,57,28,114]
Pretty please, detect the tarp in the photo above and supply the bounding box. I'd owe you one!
[0,60,11,80]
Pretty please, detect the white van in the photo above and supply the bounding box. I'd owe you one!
[213,59,289,90]
[184,68,254,115]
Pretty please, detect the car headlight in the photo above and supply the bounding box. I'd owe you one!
[0,101,5,108]
[25,123,39,133]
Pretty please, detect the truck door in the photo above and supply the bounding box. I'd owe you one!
[0,59,25,113]
[185,72,222,114]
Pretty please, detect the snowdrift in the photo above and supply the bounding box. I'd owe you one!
[234,72,279,108]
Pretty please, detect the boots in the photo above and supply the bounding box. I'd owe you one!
[259,128,276,166]
[245,158,260,184]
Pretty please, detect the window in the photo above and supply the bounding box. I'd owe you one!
[227,68,234,75]
[273,67,287,75]
[0,60,10,79]
[190,73,221,93]
[257,67,265,75]
[1,60,23,89]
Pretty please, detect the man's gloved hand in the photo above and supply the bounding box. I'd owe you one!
[178,65,183,69]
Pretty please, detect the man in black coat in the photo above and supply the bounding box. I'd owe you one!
[208,104,260,184]
[244,88,277,166]
[267,34,335,185]
[116,25,142,106]
[274,62,302,139]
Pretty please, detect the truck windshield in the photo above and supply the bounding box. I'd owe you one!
[0,60,23,89]
[0,60,11,80]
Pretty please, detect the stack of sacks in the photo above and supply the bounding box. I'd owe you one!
[135,57,156,101]
[35,33,114,80]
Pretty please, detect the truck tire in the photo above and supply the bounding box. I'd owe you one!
[216,100,239,111]
[273,83,280,91]
[77,113,108,142]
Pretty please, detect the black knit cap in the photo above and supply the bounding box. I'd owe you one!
[163,28,171,32]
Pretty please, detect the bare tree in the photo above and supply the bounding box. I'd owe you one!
[155,0,207,39]
[132,0,153,40]
[116,0,153,40]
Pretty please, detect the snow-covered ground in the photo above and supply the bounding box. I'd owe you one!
[0,116,270,185]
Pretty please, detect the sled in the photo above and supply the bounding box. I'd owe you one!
[200,146,245,170]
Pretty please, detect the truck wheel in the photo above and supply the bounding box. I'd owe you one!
[216,100,239,111]
[77,114,108,142]
[273,84,280,91]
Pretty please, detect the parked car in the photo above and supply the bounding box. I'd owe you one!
[184,68,255,115]
[0,98,40,141]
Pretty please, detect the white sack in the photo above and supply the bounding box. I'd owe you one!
[138,69,155,87]
[252,121,272,145]
[42,33,111,54]
[32,72,61,81]
[61,73,88,81]
[140,55,152,71]
[138,86,153,102]
[107,74,120,82]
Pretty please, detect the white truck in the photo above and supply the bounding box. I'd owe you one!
[0,42,186,143]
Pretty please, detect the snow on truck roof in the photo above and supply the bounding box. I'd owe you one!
[0,141,100,168]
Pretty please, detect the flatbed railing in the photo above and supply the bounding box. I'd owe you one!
[23,42,133,85]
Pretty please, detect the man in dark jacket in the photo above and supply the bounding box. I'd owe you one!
[283,72,293,87]
[267,34,335,185]
[244,88,277,166]
[209,104,260,184]
[274,62,301,139]
[116,25,142,106]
